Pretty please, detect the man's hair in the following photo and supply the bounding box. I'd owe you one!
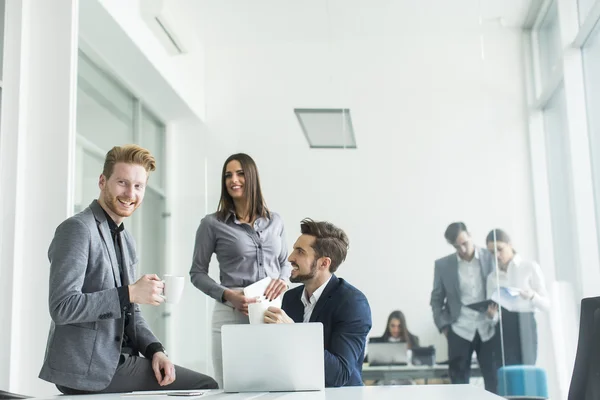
[444,222,468,244]
[300,218,349,273]
[102,144,156,179]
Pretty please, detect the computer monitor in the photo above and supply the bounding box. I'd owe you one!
[368,340,409,366]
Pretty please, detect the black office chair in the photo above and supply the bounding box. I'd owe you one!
[568,296,600,400]
[0,390,31,399]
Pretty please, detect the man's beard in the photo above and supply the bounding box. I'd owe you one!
[102,187,137,218]
[290,258,318,283]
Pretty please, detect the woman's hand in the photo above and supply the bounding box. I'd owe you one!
[223,289,258,315]
[264,278,288,301]
[519,289,535,300]
[486,303,498,318]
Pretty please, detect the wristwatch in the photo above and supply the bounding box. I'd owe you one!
[159,347,168,357]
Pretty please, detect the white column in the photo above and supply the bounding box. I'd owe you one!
[0,0,78,395]
[557,0,600,298]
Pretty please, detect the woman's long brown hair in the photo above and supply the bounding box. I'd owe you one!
[216,153,269,222]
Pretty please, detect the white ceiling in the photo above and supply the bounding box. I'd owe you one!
[480,0,537,27]
[170,0,537,46]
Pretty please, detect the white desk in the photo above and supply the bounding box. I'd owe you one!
[38,385,502,400]
[361,364,482,384]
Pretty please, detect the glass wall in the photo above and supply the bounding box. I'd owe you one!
[0,0,5,135]
[537,1,562,89]
[583,20,600,265]
[579,0,597,25]
[70,1,600,398]
[542,85,582,297]
[75,51,169,346]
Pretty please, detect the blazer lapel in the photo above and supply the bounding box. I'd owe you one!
[449,256,460,297]
[90,200,122,287]
[309,275,339,323]
[120,232,133,285]
[288,294,305,322]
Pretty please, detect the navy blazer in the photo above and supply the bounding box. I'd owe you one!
[282,275,372,387]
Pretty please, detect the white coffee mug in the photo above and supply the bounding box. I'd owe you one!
[162,275,185,304]
[248,297,282,325]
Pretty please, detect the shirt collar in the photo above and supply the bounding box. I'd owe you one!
[102,208,125,234]
[224,209,270,225]
[456,247,480,263]
[301,275,332,308]
[509,253,522,267]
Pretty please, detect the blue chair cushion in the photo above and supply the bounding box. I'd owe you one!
[497,365,548,399]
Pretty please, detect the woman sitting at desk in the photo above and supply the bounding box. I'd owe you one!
[486,229,549,366]
[364,310,420,386]
[380,310,420,348]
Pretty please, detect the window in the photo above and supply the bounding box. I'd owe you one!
[579,0,597,25]
[543,84,581,296]
[140,108,166,188]
[77,53,135,151]
[75,52,169,346]
[0,0,5,136]
[583,19,600,268]
[536,1,562,89]
[0,0,5,79]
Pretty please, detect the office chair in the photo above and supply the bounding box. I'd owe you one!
[568,296,600,400]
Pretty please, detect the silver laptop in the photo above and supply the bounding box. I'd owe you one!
[368,341,409,366]
[222,323,325,392]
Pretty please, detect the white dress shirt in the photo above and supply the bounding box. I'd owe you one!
[301,276,332,323]
[487,254,550,312]
[451,252,496,342]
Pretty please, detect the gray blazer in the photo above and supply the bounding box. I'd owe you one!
[39,200,159,391]
[430,247,493,332]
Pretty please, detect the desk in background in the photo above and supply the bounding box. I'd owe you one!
[361,364,482,385]
[37,385,502,400]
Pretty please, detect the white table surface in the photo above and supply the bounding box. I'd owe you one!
[37,385,502,400]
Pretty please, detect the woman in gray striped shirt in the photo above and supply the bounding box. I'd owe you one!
[189,153,292,387]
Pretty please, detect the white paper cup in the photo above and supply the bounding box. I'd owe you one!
[248,297,282,324]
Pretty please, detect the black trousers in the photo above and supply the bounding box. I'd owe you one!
[447,327,499,393]
[498,309,537,366]
[57,355,218,394]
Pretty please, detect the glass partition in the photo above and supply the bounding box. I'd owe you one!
[72,1,600,398]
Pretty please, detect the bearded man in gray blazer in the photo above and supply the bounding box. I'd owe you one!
[430,222,499,393]
[39,145,217,394]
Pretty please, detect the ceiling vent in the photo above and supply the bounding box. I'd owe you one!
[140,0,186,55]
[294,108,357,149]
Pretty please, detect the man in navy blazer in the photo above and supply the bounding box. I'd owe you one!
[264,218,372,387]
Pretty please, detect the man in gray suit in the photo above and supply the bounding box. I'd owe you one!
[430,222,498,393]
[39,145,217,394]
